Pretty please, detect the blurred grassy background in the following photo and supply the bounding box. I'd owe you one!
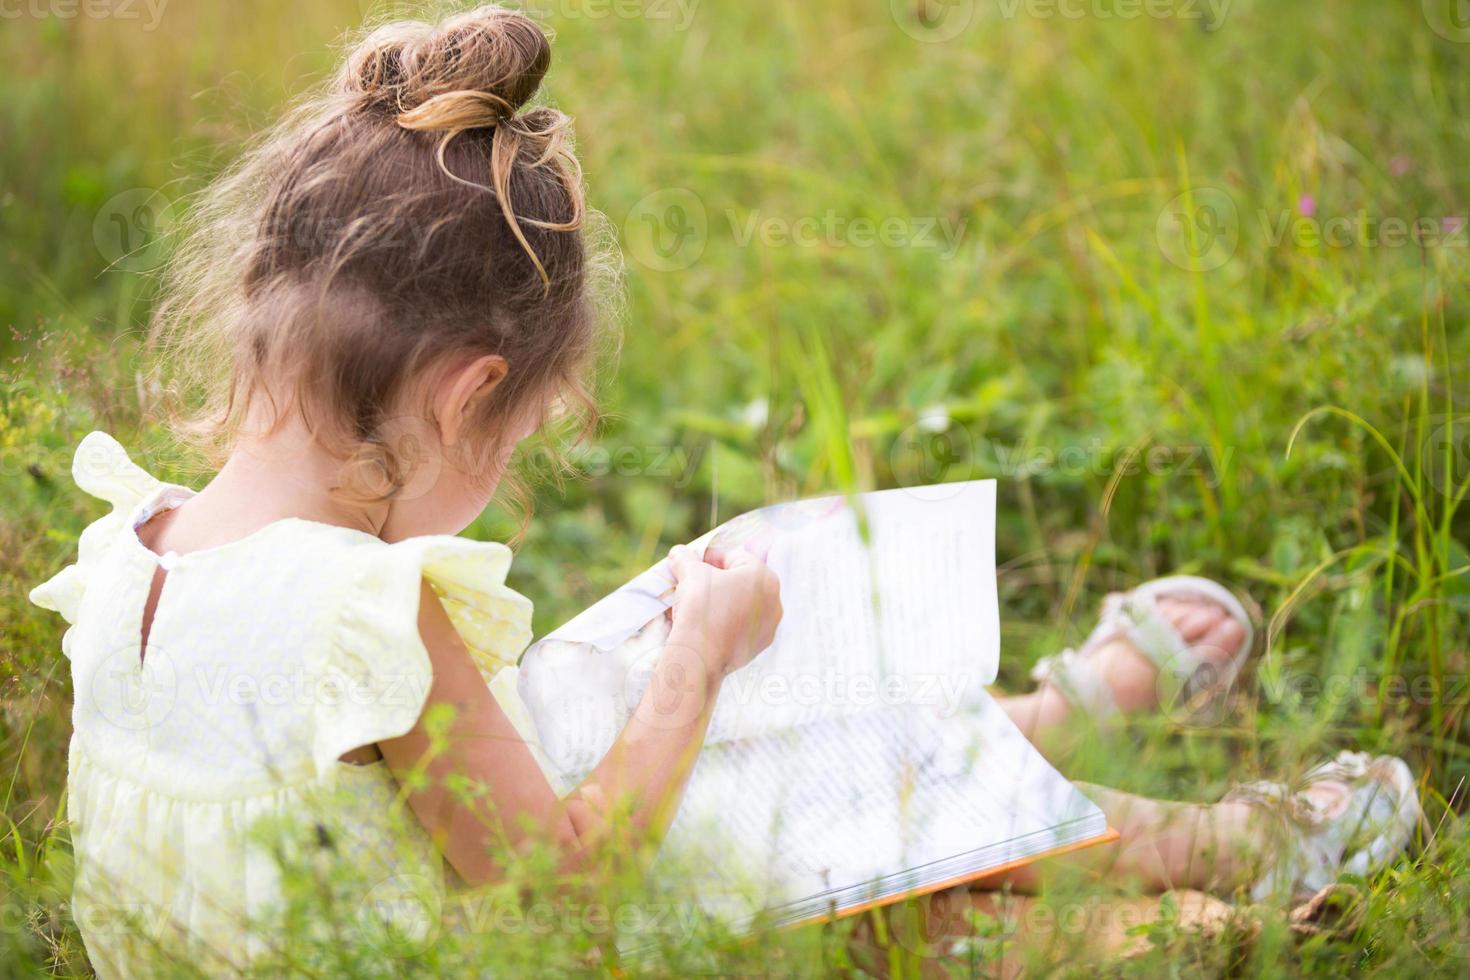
[3,0,1469,973]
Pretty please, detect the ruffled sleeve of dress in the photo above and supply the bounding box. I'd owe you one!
[29,432,164,649]
[312,534,536,777]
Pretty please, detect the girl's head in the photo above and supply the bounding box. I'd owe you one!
[153,5,612,531]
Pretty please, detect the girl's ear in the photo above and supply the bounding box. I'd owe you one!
[435,354,509,446]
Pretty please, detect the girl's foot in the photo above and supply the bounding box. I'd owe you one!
[1009,757,1417,902]
[1029,576,1256,724]
[1229,751,1421,903]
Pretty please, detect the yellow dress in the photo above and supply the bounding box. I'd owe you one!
[30,432,560,976]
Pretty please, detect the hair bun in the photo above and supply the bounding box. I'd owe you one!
[343,5,551,130]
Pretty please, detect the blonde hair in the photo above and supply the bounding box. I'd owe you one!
[150,5,615,505]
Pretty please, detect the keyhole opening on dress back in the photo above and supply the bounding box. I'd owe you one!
[139,563,168,664]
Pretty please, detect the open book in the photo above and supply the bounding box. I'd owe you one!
[516,482,1112,937]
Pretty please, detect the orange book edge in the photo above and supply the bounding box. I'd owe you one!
[787,826,1123,929]
[607,829,1122,972]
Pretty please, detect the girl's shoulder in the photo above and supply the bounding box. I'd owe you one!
[29,431,534,695]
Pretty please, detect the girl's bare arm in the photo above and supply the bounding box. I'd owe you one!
[377,548,780,885]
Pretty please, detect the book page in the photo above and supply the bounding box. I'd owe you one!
[640,690,1105,933]
[717,482,999,738]
[517,481,999,783]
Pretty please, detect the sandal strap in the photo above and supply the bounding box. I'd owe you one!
[1113,591,1200,702]
[1031,576,1255,721]
[1030,646,1117,718]
[1227,752,1420,903]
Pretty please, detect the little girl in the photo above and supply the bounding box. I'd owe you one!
[31,6,1418,974]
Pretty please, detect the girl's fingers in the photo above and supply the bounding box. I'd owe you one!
[674,543,763,573]
[667,545,702,583]
[720,547,761,569]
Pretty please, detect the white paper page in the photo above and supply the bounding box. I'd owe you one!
[644,691,1103,931]
[518,481,999,782]
[715,482,999,739]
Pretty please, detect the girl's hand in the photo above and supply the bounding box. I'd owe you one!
[667,544,782,676]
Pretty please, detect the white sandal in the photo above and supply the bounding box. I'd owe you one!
[1030,575,1257,722]
[1227,751,1421,903]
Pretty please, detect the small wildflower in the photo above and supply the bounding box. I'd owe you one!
[917,405,952,434]
[740,397,769,430]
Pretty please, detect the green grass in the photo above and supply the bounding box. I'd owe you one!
[2,0,1469,974]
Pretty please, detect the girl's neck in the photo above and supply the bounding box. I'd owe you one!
[212,425,390,536]
[146,419,394,557]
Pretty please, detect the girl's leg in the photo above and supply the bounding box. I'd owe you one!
[993,686,1072,747]
[995,594,1248,760]
[961,890,1231,976]
[991,783,1261,895]
[869,787,1262,973]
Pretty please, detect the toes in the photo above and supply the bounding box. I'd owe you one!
[1158,596,1228,641]
[1156,594,1249,661]
[1197,615,1247,661]
[1181,606,1225,640]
